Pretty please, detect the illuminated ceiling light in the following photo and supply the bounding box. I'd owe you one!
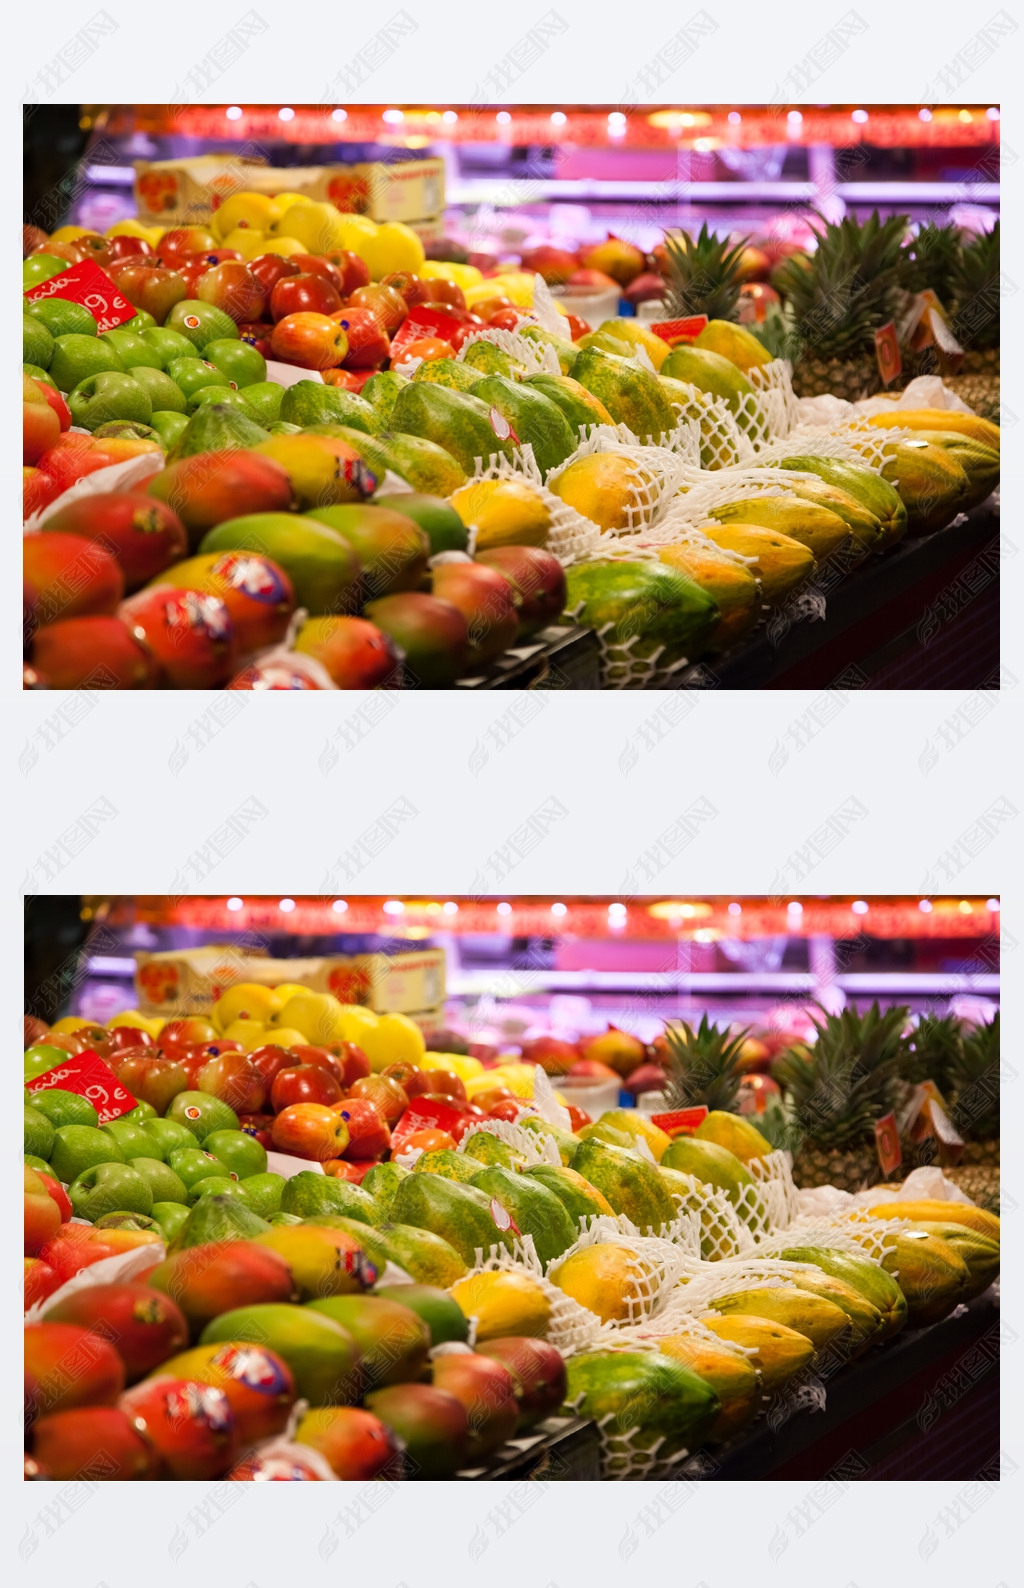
[987,107,1000,120]
[332,899,348,914]
[919,107,933,122]
[442,110,458,124]
[496,901,512,916]
[959,900,973,914]
[383,109,405,124]
[694,137,714,152]
[551,902,567,917]
[382,900,405,915]
[919,899,933,913]
[679,112,695,127]
[278,107,295,122]
[787,901,803,916]
[226,896,244,911]
[727,111,741,125]
[496,111,512,125]
[694,928,716,944]
[226,106,243,121]
[959,109,973,123]
[279,897,296,912]
[332,108,347,122]
[851,900,869,915]
[425,902,442,914]
[851,109,869,124]
[443,901,459,914]
[728,902,742,915]
[649,900,710,921]
[608,902,627,919]
[787,110,803,124]
[424,110,441,123]
[608,112,626,126]
[550,111,567,126]
[987,898,1000,911]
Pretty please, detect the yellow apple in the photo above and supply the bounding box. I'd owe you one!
[254,235,307,258]
[360,220,425,281]
[219,226,269,260]
[211,191,280,241]
[106,1010,166,1039]
[258,1027,308,1050]
[277,991,348,1045]
[334,1006,379,1045]
[211,983,283,1030]
[49,1015,95,1034]
[422,1050,485,1082]
[358,1012,426,1072]
[274,201,349,254]
[221,1017,267,1051]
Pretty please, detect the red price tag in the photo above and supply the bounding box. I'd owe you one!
[650,1105,709,1138]
[24,260,138,333]
[391,1096,473,1152]
[389,307,468,361]
[874,321,902,387]
[874,1111,903,1176]
[26,1050,137,1124]
[649,315,708,345]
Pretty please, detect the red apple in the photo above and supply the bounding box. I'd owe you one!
[196,1052,267,1114]
[520,1035,579,1076]
[325,251,371,295]
[158,1018,218,1049]
[236,322,274,359]
[487,1099,523,1123]
[286,1044,346,1087]
[566,1058,621,1084]
[270,1064,343,1111]
[486,307,522,332]
[196,262,268,323]
[334,306,391,369]
[345,284,407,334]
[379,270,427,305]
[418,277,466,311]
[107,1025,155,1053]
[564,312,591,340]
[109,262,188,322]
[335,1096,391,1160]
[347,1074,409,1125]
[520,245,579,285]
[565,1104,591,1131]
[248,1044,295,1088]
[338,1042,371,1086]
[248,253,301,293]
[270,273,343,321]
[270,312,348,369]
[564,268,620,293]
[158,226,218,258]
[289,255,345,293]
[115,1055,190,1113]
[238,1113,274,1150]
[412,1070,466,1103]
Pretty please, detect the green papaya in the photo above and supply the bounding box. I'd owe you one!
[571,1139,677,1234]
[469,1165,577,1267]
[777,474,885,549]
[166,401,270,462]
[571,348,676,442]
[167,1191,270,1252]
[361,369,409,428]
[411,357,481,393]
[389,1172,514,1264]
[661,345,756,426]
[459,341,522,378]
[459,1132,526,1169]
[777,1247,908,1339]
[564,1351,720,1466]
[412,1148,481,1183]
[524,1163,614,1223]
[519,324,580,373]
[304,1214,467,1286]
[564,560,719,669]
[659,373,742,468]
[777,456,907,543]
[280,1171,379,1225]
[390,383,514,474]
[280,380,378,433]
[519,1116,580,1166]
[359,1161,409,1221]
[660,1137,758,1223]
[374,430,468,494]
[524,372,614,434]
[470,374,577,478]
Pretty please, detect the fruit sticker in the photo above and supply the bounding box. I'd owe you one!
[184,1105,202,1121]
[489,408,520,446]
[489,1197,521,1237]
[214,553,290,606]
[183,314,202,330]
[211,1344,291,1396]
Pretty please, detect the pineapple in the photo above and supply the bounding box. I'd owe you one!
[901,221,963,381]
[774,210,911,401]
[662,224,750,323]
[947,222,1000,420]
[660,1015,750,1111]
[772,1003,910,1191]
[905,1010,964,1089]
[948,1013,999,1167]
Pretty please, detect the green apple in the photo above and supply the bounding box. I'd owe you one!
[141,1117,196,1160]
[166,299,239,353]
[166,1091,239,1141]
[23,253,69,289]
[129,365,188,413]
[186,384,254,416]
[239,1172,285,1218]
[69,1161,153,1221]
[24,1044,68,1082]
[148,411,189,449]
[24,1106,55,1160]
[91,419,160,441]
[140,326,195,368]
[48,333,125,392]
[122,1101,158,1123]
[100,1118,156,1160]
[150,1201,191,1241]
[236,380,283,426]
[68,371,153,430]
[168,1146,228,1193]
[49,1124,125,1183]
[204,338,267,388]
[28,297,97,339]
[25,1154,51,1174]
[28,1089,99,1130]
[24,316,54,370]
[202,1129,267,1179]
[129,1156,189,1204]
[187,1174,251,1206]
[166,356,226,401]
[100,326,158,368]
[24,363,57,388]
[93,1211,161,1232]
[127,308,157,330]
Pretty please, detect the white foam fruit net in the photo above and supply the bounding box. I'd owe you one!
[455,324,562,376]
[457,1231,604,1356]
[547,423,699,532]
[457,1117,562,1167]
[458,444,603,564]
[747,357,800,437]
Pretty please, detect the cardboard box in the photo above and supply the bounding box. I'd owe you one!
[134,156,445,227]
[349,951,446,1015]
[134,946,446,1017]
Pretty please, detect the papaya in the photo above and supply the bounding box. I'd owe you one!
[359,1161,409,1222]
[658,541,760,648]
[390,383,514,474]
[578,317,670,371]
[460,1132,526,1170]
[699,521,815,605]
[660,1137,759,1223]
[519,1115,579,1166]
[458,341,523,379]
[701,1315,815,1392]
[550,1242,658,1325]
[571,1139,677,1233]
[279,380,378,433]
[300,423,392,481]
[373,491,468,555]
[865,408,999,450]
[776,456,907,545]
[868,438,972,529]
[564,1351,720,1465]
[570,348,676,442]
[360,369,409,428]
[550,452,660,531]
[523,1163,614,1222]
[785,1269,884,1350]
[519,324,580,374]
[864,1201,999,1241]
[867,1229,971,1326]
[449,477,552,549]
[389,1172,514,1265]
[710,495,851,560]
[470,375,577,478]
[280,1171,379,1226]
[694,319,773,372]
[776,1247,907,1339]
[901,1222,999,1299]
[656,1333,762,1440]
[591,1109,671,1162]
[373,430,468,495]
[469,1165,577,1267]
[375,1223,467,1287]
[448,1270,552,1340]
[373,1281,470,1347]
[166,401,270,462]
[577,1120,637,1153]
[523,372,613,433]
[658,373,741,469]
[779,475,885,550]
[661,346,757,427]
[708,1286,850,1351]
[656,1162,742,1259]
[412,1149,481,1184]
[167,1192,270,1253]
[695,1111,772,1163]
[909,433,999,509]
[411,357,481,394]
[564,560,720,670]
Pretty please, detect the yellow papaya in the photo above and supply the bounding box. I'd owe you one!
[449,478,552,549]
[695,318,773,372]
[550,452,659,531]
[865,1200,999,1241]
[905,1222,1000,1299]
[449,1270,552,1341]
[657,1332,762,1440]
[701,1314,815,1392]
[658,542,760,648]
[865,408,999,450]
[786,1270,884,1351]
[699,521,815,605]
[578,317,671,370]
[550,1241,657,1324]
[861,1229,972,1326]
[695,1110,772,1162]
[711,495,850,560]
[709,1286,850,1351]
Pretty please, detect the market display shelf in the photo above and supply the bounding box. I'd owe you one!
[444,970,1000,996]
[459,1415,602,1480]
[455,623,601,690]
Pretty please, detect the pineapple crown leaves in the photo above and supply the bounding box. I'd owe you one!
[904,220,963,302]
[952,220,1000,352]
[772,1002,911,1149]
[777,209,912,360]
[950,1011,1000,1137]
[662,223,752,324]
[660,1015,751,1111]
[905,1010,965,1089]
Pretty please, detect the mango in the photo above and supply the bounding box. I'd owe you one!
[31,615,160,689]
[147,1240,296,1335]
[307,1294,431,1388]
[200,1303,361,1406]
[146,451,294,547]
[373,491,467,555]
[363,1382,469,1477]
[374,1282,470,1347]
[198,512,361,616]
[362,592,469,687]
[150,1341,294,1443]
[304,503,429,598]
[253,432,377,509]
[694,319,772,371]
[254,1224,377,1298]
[24,533,123,624]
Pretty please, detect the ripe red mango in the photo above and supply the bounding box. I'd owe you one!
[31,1406,161,1480]
[31,616,161,689]
[147,451,294,548]
[294,1405,403,1478]
[149,1342,294,1444]
[25,1323,125,1421]
[146,1241,297,1335]
[24,532,124,623]
[44,492,188,590]
[44,1284,189,1383]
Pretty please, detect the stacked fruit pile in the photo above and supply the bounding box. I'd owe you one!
[24,989,1000,1479]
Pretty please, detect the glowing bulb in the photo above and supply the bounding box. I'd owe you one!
[728,902,742,915]
[550,111,567,126]
[278,107,294,122]
[332,899,348,914]
[226,106,243,122]
[787,901,803,915]
[226,896,243,911]
[383,109,405,124]
[787,110,803,124]
[851,900,869,915]
[443,901,459,915]
[332,108,347,122]
[551,902,567,917]
[608,112,626,126]
[919,108,933,122]
[497,902,512,916]
[728,111,741,125]
[608,903,627,920]
[987,898,1000,911]
[496,111,512,125]
[959,109,973,123]
[442,110,458,124]
[987,107,1000,121]
[959,900,973,914]
[919,899,933,913]
[383,900,405,915]
[279,898,295,912]
[852,109,869,124]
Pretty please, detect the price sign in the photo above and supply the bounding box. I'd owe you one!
[874,321,903,386]
[650,1105,709,1137]
[874,1111,903,1175]
[26,1050,137,1124]
[649,315,709,345]
[24,260,138,333]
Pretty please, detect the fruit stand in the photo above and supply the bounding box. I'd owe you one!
[24,895,1000,1481]
[23,105,999,689]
